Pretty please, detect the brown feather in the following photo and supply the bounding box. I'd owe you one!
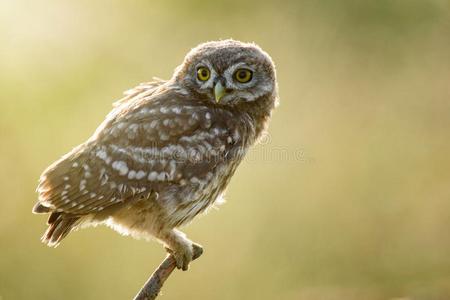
[42,212,80,247]
[32,203,50,214]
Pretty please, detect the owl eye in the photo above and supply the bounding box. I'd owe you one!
[234,68,253,83]
[197,67,211,81]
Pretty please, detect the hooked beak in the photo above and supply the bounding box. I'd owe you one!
[214,82,226,103]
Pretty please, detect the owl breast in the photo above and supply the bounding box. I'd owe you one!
[165,144,247,227]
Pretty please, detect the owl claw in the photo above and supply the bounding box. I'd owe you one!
[168,245,192,271]
[165,242,203,271]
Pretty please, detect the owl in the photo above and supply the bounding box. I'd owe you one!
[33,39,278,270]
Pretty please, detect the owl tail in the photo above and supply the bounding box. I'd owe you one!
[41,212,80,247]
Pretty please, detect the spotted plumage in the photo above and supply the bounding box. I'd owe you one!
[33,39,278,270]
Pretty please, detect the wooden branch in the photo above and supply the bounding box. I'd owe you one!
[133,246,203,300]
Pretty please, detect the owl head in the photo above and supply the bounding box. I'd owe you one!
[173,39,278,107]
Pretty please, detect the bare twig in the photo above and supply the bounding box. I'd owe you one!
[133,246,203,300]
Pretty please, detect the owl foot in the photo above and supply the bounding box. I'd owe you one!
[165,242,203,271]
[166,244,190,271]
[160,229,203,271]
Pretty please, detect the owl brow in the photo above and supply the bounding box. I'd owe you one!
[195,60,215,73]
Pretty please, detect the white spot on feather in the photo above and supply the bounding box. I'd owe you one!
[157,172,167,181]
[136,170,146,180]
[150,120,158,128]
[148,171,158,181]
[112,161,128,176]
[79,179,87,191]
[172,107,182,114]
[128,170,136,179]
[96,149,108,160]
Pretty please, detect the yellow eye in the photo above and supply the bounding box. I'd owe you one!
[234,68,253,83]
[197,67,210,81]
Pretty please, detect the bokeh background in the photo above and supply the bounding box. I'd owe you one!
[1,0,450,299]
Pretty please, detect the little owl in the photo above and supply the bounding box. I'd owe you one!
[33,39,278,270]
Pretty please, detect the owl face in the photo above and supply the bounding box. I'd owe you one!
[174,40,277,106]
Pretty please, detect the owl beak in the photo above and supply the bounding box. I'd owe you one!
[214,82,226,103]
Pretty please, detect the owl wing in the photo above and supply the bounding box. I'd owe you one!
[35,84,235,216]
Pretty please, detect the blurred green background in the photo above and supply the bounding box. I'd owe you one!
[1,0,450,299]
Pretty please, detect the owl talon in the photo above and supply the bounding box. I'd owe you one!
[165,242,203,270]
[172,246,193,271]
